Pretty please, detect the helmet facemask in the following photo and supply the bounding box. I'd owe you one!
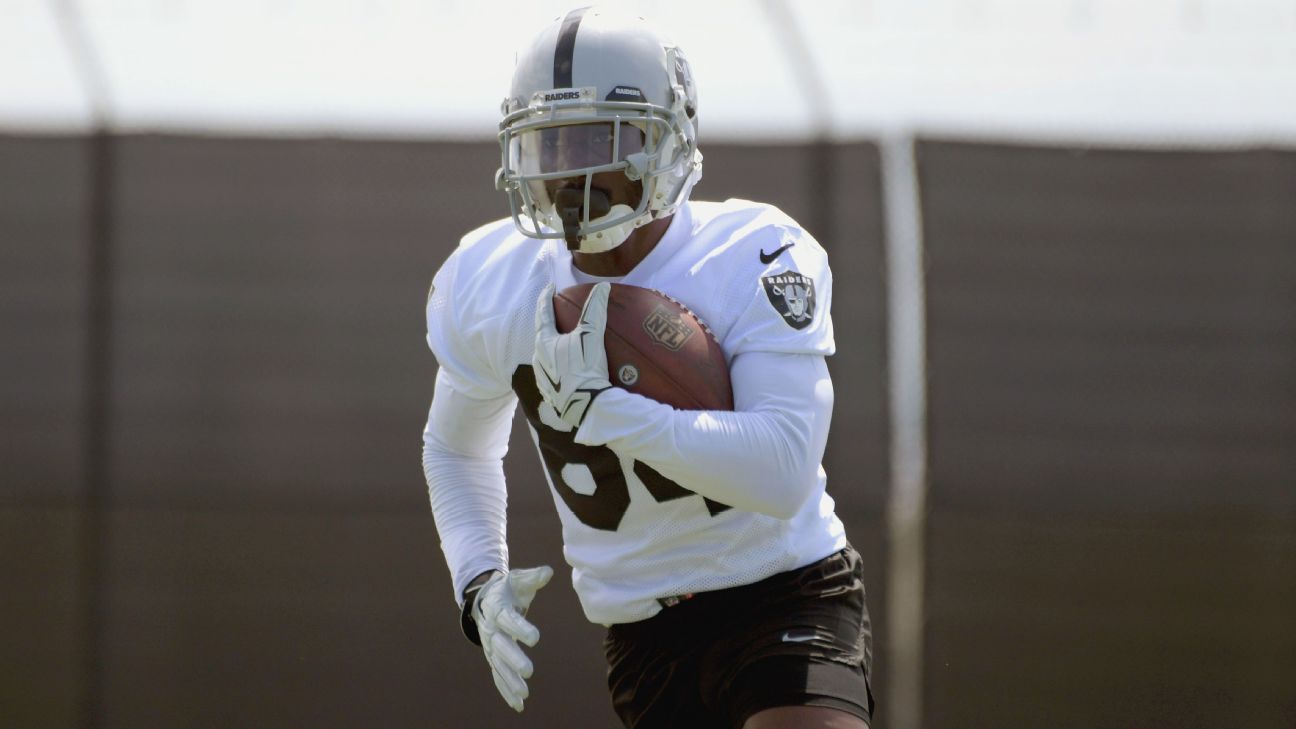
[497,90,698,253]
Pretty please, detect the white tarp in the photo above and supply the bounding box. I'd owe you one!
[3,0,1295,141]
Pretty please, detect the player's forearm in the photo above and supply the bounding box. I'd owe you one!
[422,371,519,603]
[423,440,510,605]
[657,404,823,518]
[575,376,831,519]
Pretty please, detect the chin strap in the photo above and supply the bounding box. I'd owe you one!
[553,188,611,250]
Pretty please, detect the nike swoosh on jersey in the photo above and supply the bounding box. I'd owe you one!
[781,631,817,643]
[759,242,795,264]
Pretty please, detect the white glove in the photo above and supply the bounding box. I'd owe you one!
[471,566,553,712]
[534,282,613,429]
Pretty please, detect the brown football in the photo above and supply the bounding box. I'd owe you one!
[553,283,733,411]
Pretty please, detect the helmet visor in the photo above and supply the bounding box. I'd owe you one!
[508,121,647,177]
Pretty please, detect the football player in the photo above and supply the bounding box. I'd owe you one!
[423,7,874,729]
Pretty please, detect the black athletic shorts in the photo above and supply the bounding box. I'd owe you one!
[603,545,875,729]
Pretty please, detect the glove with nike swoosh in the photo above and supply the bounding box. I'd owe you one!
[468,566,554,712]
[533,282,613,429]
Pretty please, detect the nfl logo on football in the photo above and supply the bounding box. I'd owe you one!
[642,305,696,351]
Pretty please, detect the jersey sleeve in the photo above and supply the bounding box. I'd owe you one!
[423,241,519,604]
[719,225,835,359]
[426,247,514,400]
[423,369,514,605]
[575,350,833,519]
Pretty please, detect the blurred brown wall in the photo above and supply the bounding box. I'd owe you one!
[917,141,1296,728]
[0,134,1291,728]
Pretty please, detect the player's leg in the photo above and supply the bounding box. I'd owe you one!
[711,546,876,729]
[723,652,874,729]
[604,612,720,729]
[743,704,870,729]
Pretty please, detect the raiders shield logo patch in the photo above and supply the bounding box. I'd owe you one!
[643,304,695,351]
[762,272,816,330]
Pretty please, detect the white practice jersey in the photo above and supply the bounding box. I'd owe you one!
[425,198,847,625]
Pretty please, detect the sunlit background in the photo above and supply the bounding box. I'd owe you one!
[3,2,1294,728]
[6,0,1296,137]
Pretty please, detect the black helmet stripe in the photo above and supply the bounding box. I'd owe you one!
[553,6,590,88]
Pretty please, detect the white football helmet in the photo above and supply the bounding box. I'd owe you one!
[496,7,703,253]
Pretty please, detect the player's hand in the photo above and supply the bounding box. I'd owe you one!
[471,566,554,712]
[534,282,613,429]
